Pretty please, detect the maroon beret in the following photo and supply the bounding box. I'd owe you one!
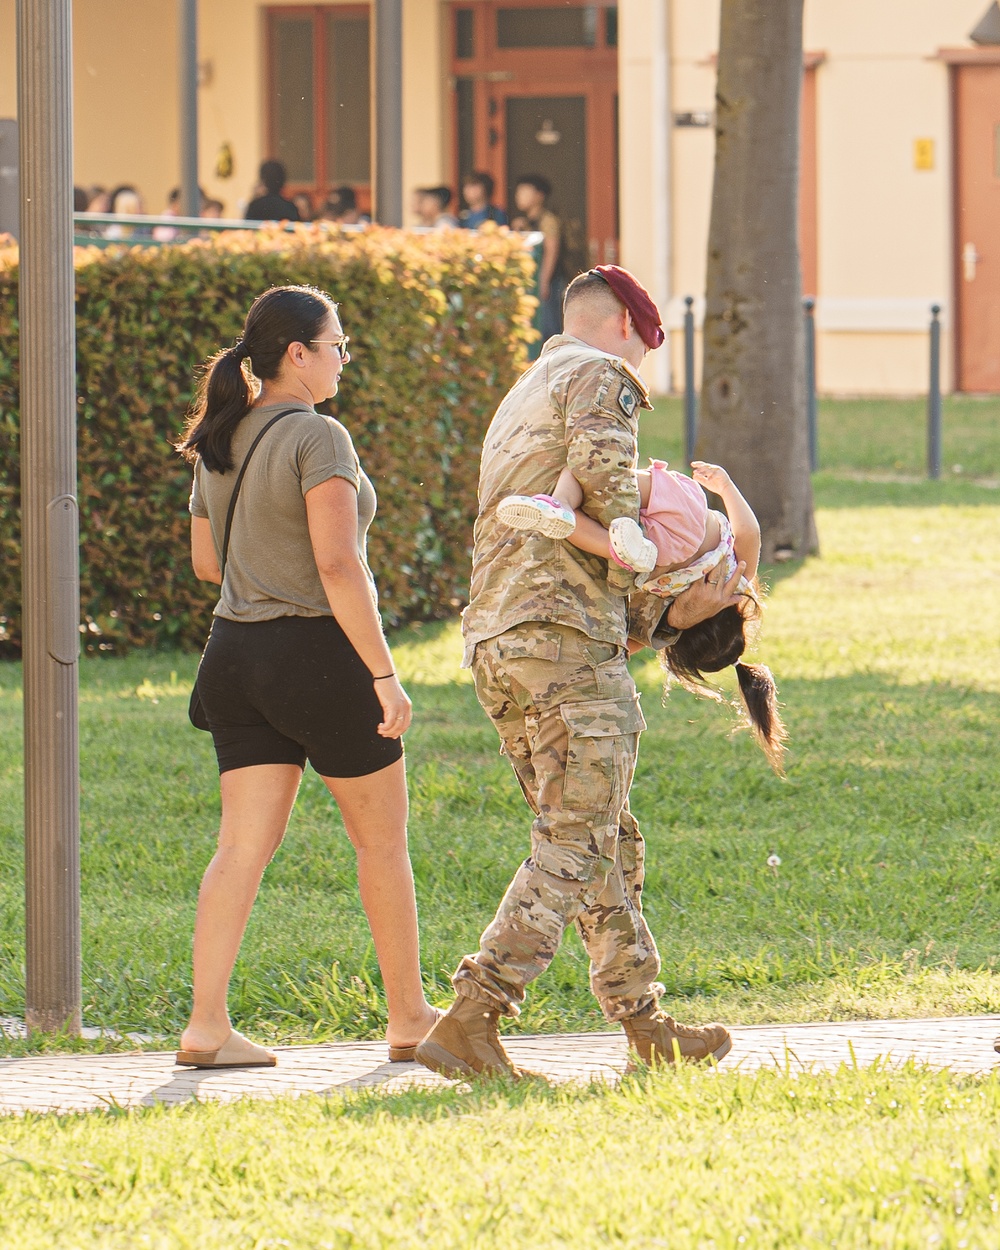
[591,265,665,350]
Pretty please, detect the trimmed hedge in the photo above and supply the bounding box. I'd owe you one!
[0,225,535,653]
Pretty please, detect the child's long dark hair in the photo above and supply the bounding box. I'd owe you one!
[661,588,788,774]
[177,284,337,473]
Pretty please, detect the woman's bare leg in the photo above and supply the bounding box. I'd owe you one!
[180,763,303,1052]
[323,757,437,1048]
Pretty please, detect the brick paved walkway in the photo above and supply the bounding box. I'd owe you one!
[1,1015,998,1117]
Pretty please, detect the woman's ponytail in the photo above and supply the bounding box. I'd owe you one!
[177,343,254,472]
[734,661,787,775]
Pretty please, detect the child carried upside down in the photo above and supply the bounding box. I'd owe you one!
[497,459,788,773]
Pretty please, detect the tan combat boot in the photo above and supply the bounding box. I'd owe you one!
[414,995,520,1079]
[622,1011,732,1067]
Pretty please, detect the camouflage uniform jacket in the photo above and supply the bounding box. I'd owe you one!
[462,334,656,664]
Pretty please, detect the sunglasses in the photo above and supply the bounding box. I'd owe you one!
[310,336,351,361]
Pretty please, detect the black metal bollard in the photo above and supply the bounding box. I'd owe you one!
[683,295,697,464]
[803,296,818,472]
[927,304,942,481]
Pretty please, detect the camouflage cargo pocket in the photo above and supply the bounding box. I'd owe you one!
[618,809,647,903]
[559,695,646,813]
[495,629,563,663]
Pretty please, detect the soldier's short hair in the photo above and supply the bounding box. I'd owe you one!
[563,269,624,317]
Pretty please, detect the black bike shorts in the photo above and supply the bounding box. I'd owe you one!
[195,614,403,778]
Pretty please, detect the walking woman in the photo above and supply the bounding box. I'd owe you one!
[175,284,438,1067]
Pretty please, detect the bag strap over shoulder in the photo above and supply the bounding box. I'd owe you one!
[219,407,299,575]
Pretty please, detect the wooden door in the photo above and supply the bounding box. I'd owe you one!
[265,5,372,212]
[504,94,588,235]
[450,2,619,265]
[955,63,1000,392]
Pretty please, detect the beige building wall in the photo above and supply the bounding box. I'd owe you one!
[1,0,988,393]
[656,0,982,394]
[0,0,446,220]
[0,0,179,210]
[663,0,719,393]
[198,0,446,218]
[0,3,15,119]
[618,0,671,393]
[73,1,179,208]
[803,0,981,393]
[402,0,446,209]
[197,0,261,216]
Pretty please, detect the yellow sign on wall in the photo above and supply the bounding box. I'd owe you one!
[914,138,935,171]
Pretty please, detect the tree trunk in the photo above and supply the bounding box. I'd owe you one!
[700,0,818,562]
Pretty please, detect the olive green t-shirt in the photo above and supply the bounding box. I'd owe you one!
[189,402,378,622]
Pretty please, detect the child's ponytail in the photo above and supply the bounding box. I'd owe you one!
[659,587,788,774]
[733,661,787,775]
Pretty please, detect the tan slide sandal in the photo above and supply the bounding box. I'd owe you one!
[388,1009,444,1063]
[175,1029,277,1069]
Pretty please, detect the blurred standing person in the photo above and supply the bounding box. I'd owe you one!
[86,186,111,213]
[76,187,111,239]
[459,172,508,229]
[292,191,314,222]
[512,174,563,343]
[153,187,182,242]
[317,185,369,226]
[412,186,459,230]
[175,284,438,1068]
[105,186,146,240]
[245,160,301,222]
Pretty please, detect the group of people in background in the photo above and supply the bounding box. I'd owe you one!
[73,157,573,342]
[410,171,509,230]
[241,160,370,226]
[74,159,564,237]
[409,170,572,342]
[74,183,226,240]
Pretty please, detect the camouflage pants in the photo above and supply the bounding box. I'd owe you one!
[453,623,662,1021]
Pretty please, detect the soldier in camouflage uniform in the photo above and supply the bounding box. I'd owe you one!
[416,268,740,1078]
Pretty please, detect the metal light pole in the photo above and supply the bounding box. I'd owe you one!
[179,0,199,219]
[373,0,403,227]
[927,303,942,481]
[803,296,818,472]
[683,295,697,464]
[17,0,82,1035]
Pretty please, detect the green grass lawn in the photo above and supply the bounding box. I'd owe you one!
[0,398,998,1246]
[0,400,998,1051]
[3,1064,1000,1248]
[647,392,1000,483]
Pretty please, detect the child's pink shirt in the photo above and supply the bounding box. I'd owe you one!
[639,460,707,565]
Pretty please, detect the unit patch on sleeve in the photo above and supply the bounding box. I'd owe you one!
[618,384,638,418]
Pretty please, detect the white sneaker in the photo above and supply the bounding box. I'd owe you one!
[497,494,576,540]
[608,517,658,574]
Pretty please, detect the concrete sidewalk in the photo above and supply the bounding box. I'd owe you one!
[2,1015,998,1117]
